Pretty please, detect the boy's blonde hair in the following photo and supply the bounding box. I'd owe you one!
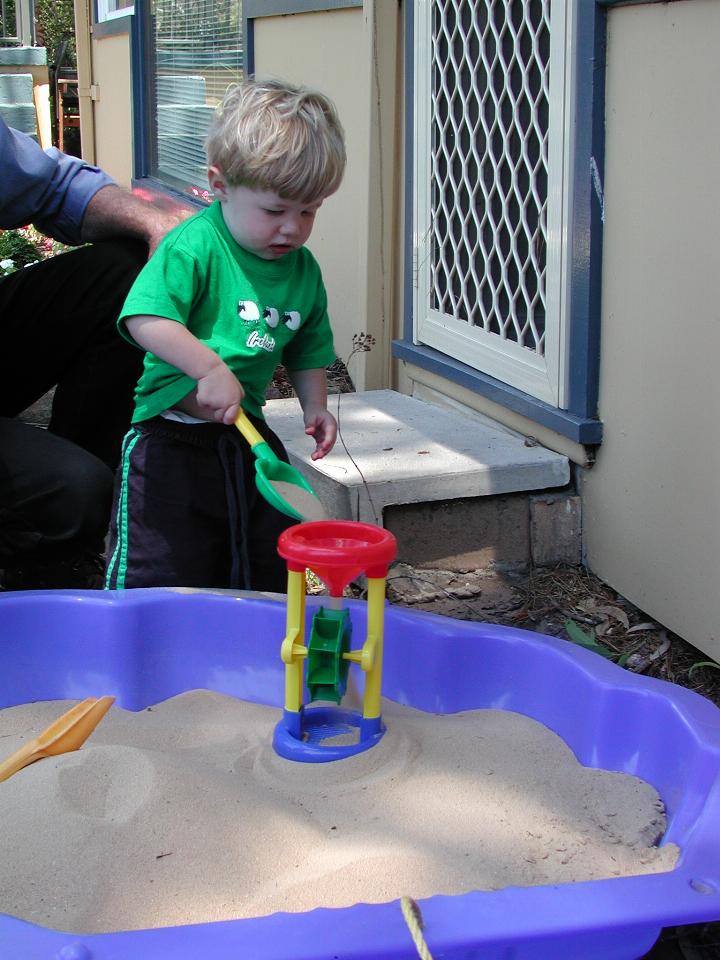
[206,77,346,204]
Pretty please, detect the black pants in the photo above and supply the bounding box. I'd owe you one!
[105,416,295,592]
[0,240,146,569]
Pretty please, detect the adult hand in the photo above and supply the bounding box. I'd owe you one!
[80,185,193,257]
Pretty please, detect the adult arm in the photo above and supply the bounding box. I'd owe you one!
[79,184,189,256]
[0,116,187,250]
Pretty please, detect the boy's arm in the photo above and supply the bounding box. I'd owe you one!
[287,367,337,460]
[125,315,243,424]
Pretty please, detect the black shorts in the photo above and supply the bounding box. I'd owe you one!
[104,414,296,591]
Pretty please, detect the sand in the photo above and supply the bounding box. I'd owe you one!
[270,480,327,521]
[0,691,678,934]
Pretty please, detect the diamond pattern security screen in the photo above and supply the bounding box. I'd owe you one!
[414,0,574,406]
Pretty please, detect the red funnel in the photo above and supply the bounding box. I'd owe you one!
[277,521,397,596]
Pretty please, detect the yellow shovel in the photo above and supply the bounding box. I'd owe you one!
[0,695,115,783]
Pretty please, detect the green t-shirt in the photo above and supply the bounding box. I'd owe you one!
[118,200,337,422]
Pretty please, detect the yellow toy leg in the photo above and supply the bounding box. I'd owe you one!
[282,569,307,714]
[362,576,387,721]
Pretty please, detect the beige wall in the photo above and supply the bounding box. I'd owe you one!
[582,0,720,659]
[89,32,134,186]
[253,5,401,389]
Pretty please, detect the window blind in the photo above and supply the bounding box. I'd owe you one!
[150,0,243,196]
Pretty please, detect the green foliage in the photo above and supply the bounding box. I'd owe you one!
[35,0,76,67]
[688,660,720,679]
[0,0,17,37]
[0,229,43,269]
[563,619,618,660]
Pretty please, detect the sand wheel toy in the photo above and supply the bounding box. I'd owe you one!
[273,520,397,762]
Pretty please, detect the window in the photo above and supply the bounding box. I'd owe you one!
[143,0,243,198]
[414,0,565,407]
[97,0,134,23]
[396,0,604,444]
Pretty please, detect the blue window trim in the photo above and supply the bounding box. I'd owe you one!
[393,342,603,445]
[596,0,670,6]
[245,0,361,14]
[93,15,132,37]
[130,0,153,181]
[242,7,255,76]
[395,0,609,447]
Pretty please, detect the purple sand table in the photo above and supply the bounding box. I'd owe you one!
[0,588,719,960]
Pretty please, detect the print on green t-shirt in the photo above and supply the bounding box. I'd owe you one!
[118,201,337,422]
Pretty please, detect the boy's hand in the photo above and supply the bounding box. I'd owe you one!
[124,316,242,424]
[287,368,336,458]
[194,362,245,424]
[304,406,337,460]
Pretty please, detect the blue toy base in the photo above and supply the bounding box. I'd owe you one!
[273,706,385,762]
[0,588,719,960]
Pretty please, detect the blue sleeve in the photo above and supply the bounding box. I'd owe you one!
[0,115,115,245]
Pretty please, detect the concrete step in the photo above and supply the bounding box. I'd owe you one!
[0,47,47,67]
[265,389,570,523]
[0,72,33,102]
[0,102,37,137]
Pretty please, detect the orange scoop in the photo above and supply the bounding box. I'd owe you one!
[0,696,115,783]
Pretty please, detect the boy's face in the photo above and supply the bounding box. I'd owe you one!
[208,168,322,260]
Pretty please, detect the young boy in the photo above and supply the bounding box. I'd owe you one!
[105,78,345,591]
